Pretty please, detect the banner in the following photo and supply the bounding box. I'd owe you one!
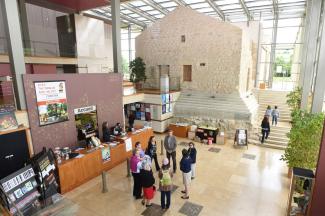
[35,81,69,126]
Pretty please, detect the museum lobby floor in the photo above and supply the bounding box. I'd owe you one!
[62,134,290,216]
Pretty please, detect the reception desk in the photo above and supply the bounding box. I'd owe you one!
[169,123,190,138]
[58,128,153,194]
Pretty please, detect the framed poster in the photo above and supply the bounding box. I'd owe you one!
[34,81,69,126]
[101,146,111,162]
[125,138,132,152]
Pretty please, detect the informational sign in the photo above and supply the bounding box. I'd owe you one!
[101,146,111,162]
[74,105,96,115]
[34,81,68,126]
[125,138,132,152]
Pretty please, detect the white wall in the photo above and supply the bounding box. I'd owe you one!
[74,14,113,73]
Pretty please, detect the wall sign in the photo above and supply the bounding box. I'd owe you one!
[34,81,69,126]
[74,105,96,115]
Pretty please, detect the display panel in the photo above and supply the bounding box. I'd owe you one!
[34,81,69,126]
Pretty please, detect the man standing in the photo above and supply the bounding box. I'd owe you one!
[164,130,177,173]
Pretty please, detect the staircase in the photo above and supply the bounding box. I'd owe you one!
[249,90,292,150]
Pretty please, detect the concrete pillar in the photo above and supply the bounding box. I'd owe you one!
[1,0,27,110]
[111,0,122,73]
[311,4,325,113]
[17,0,31,55]
[299,0,312,87]
[254,13,262,88]
[301,0,323,110]
[268,14,278,89]
[128,24,132,65]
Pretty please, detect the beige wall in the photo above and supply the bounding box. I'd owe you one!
[136,7,248,94]
[74,14,113,73]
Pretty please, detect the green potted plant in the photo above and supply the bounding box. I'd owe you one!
[281,110,324,177]
[129,57,147,89]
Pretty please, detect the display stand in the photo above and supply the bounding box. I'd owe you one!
[234,129,248,149]
[286,167,314,216]
[0,165,40,215]
[195,126,219,143]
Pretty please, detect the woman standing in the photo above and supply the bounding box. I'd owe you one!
[261,116,271,144]
[187,142,197,179]
[140,160,155,207]
[146,136,160,171]
[130,149,142,199]
[159,158,173,210]
[180,149,192,199]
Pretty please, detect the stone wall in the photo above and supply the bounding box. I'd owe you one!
[136,6,243,94]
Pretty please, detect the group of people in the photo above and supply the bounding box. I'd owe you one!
[260,105,280,143]
[129,130,197,210]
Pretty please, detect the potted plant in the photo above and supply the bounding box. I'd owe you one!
[129,57,146,89]
[281,110,324,177]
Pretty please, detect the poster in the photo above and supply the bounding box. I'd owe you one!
[125,138,132,152]
[101,146,111,162]
[0,112,18,131]
[35,81,68,126]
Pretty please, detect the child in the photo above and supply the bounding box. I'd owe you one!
[159,158,173,210]
[188,142,197,179]
[272,106,280,126]
[180,149,192,199]
[135,141,145,158]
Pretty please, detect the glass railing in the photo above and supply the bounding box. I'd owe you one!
[0,37,76,57]
[141,76,181,91]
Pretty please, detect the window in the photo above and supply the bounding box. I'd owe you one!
[183,65,192,82]
[181,35,186,42]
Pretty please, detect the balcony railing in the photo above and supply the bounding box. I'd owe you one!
[142,77,181,91]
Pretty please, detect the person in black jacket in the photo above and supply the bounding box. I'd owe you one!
[102,121,110,142]
[146,136,160,171]
[180,148,192,199]
[261,116,271,143]
[140,161,156,207]
[187,142,197,179]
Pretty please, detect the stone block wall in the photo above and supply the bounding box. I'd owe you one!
[136,6,243,94]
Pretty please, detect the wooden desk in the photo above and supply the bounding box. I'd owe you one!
[58,128,153,194]
[169,124,190,138]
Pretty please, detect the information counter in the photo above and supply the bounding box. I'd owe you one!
[169,123,190,138]
[58,128,153,194]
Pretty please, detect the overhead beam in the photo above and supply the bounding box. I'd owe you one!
[142,0,168,15]
[94,8,147,28]
[239,0,253,21]
[205,0,225,21]
[123,3,156,22]
[173,0,187,7]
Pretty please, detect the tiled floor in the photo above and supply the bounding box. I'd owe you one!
[62,135,290,216]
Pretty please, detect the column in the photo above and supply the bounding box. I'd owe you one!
[298,0,312,87]
[254,12,262,88]
[311,3,325,113]
[300,0,322,110]
[1,0,27,110]
[128,25,132,64]
[268,13,278,89]
[111,0,122,73]
[17,0,31,55]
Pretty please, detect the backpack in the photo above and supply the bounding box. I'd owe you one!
[161,169,172,186]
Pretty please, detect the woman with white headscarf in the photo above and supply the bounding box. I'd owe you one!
[139,155,155,207]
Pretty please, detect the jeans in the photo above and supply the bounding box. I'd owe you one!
[151,154,160,171]
[161,191,171,209]
[272,116,278,126]
[191,163,196,178]
[132,172,142,198]
[261,129,269,143]
[166,151,177,172]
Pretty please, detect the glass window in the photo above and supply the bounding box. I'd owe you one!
[189,3,210,9]
[160,2,178,7]
[129,1,146,7]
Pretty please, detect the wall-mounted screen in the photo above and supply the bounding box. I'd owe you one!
[34,81,69,126]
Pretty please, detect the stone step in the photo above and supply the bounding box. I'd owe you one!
[175,103,249,111]
[267,135,289,142]
[248,139,286,150]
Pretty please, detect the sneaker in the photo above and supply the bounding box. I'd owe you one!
[181,190,186,193]
[181,196,189,199]
[191,177,195,180]
[146,204,152,207]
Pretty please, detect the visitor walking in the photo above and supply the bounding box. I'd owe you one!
[272,106,280,126]
[159,158,173,210]
[264,105,272,119]
[140,160,155,207]
[187,142,197,179]
[130,149,142,199]
[180,149,192,199]
[164,130,177,173]
[261,116,271,144]
[146,136,160,171]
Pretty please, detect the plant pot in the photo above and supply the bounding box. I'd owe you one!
[288,167,293,178]
[135,82,143,90]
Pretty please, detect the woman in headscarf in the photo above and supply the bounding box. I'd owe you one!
[139,155,155,207]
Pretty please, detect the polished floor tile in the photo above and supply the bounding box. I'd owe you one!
[62,135,290,216]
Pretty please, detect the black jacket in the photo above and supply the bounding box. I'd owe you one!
[188,148,197,164]
[146,142,157,157]
[261,121,270,132]
[140,169,155,188]
[180,156,192,173]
